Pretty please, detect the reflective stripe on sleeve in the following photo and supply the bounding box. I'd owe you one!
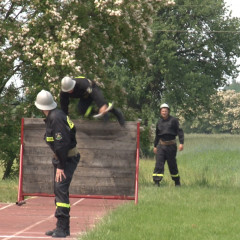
[67,116,74,129]
[46,137,54,142]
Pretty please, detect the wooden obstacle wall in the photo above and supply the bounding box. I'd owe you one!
[18,118,140,202]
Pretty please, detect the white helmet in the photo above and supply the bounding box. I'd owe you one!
[35,90,57,110]
[61,76,76,92]
[160,103,170,109]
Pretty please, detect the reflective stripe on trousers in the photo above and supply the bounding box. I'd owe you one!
[54,154,80,219]
[56,202,71,209]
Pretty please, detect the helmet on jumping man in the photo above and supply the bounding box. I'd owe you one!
[35,90,57,110]
[61,76,76,92]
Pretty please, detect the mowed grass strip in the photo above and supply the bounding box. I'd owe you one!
[0,176,18,203]
[79,134,240,240]
[0,159,19,203]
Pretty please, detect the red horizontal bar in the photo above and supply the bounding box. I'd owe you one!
[22,192,135,200]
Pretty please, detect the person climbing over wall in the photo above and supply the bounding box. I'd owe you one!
[60,76,125,126]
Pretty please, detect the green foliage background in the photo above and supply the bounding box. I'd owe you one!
[1,0,240,177]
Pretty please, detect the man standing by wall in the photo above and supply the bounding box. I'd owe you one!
[152,103,184,187]
[35,90,80,238]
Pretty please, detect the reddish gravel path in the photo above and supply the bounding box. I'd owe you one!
[0,197,126,240]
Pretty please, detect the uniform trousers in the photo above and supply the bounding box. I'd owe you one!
[153,144,180,184]
[53,153,80,230]
[77,87,125,126]
[78,86,107,115]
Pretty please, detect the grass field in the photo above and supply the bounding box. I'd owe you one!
[1,134,240,239]
[0,169,18,203]
[79,134,240,240]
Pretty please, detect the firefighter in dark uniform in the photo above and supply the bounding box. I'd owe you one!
[152,103,184,187]
[60,76,125,126]
[35,90,80,238]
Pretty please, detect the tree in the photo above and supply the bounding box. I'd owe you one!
[0,0,169,177]
[105,63,156,157]
[224,79,240,92]
[105,0,240,155]
[0,84,24,179]
[0,0,28,179]
[4,0,161,99]
[148,0,240,119]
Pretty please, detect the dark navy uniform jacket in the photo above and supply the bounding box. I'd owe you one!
[154,115,184,147]
[60,76,106,115]
[44,108,77,169]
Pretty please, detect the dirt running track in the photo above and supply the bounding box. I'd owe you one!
[0,197,126,240]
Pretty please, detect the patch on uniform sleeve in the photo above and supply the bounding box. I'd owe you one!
[86,87,92,94]
[55,132,63,141]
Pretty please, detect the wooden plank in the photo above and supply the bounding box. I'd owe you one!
[23,150,136,168]
[23,175,134,187]
[24,138,137,150]
[23,146,53,156]
[23,118,137,130]
[69,186,135,196]
[23,185,134,197]
[74,167,135,178]
[23,181,135,196]
[24,130,137,142]
[23,185,54,193]
[23,164,135,178]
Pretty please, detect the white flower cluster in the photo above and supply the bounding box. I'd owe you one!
[94,0,129,16]
[178,90,240,133]
[1,0,166,90]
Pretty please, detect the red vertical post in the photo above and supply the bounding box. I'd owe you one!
[17,118,25,203]
[134,122,140,205]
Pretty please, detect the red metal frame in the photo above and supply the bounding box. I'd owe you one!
[19,192,135,200]
[17,118,25,203]
[134,122,140,204]
[17,120,140,204]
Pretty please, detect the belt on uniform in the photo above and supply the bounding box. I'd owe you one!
[68,147,79,157]
[159,139,176,146]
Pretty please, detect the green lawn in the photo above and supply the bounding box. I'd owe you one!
[0,168,18,203]
[1,134,240,239]
[79,134,240,240]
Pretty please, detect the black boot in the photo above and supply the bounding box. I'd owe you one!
[52,229,68,238]
[45,229,70,237]
[172,175,181,187]
[153,174,163,187]
[175,181,181,187]
[154,180,160,187]
[110,108,125,127]
[174,178,181,187]
[49,217,70,238]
